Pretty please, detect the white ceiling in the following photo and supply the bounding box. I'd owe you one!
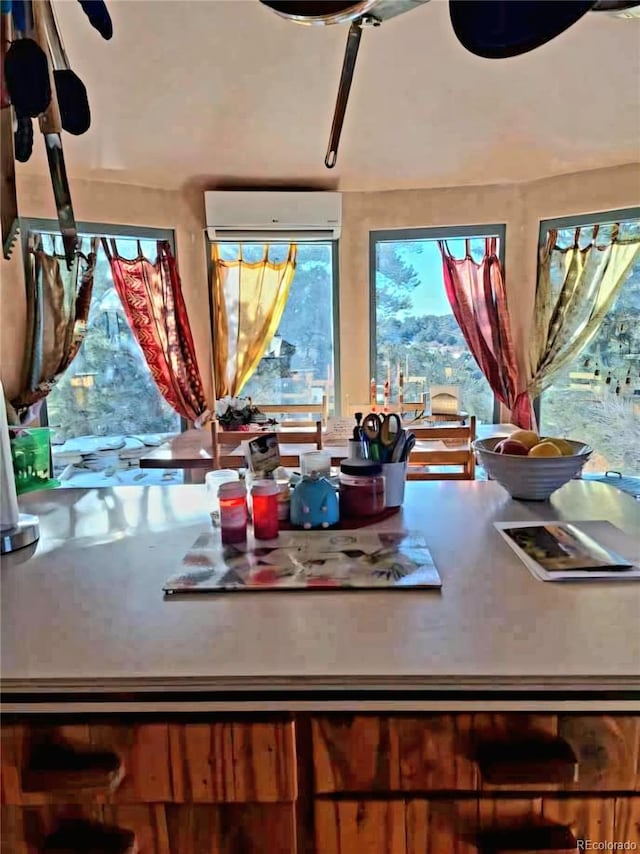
[18,0,640,191]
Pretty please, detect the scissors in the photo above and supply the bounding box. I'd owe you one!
[362,412,403,462]
[401,433,416,461]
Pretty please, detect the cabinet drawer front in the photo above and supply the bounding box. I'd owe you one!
[1,723,172,805]
[165,804,296,854]
[475,714,640,792]
[316,798,632,854]
[315,800,407,854]
[1,719,296,805]
[1,803,297,854]
[312,715,476,793]
[0,803,168,854]
[169,721,297,803]
[312,714,640,794]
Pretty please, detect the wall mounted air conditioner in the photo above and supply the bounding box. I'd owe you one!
[205,191,342,242]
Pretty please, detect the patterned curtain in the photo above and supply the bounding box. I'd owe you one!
[517,224,640,428]
[438,237,527,425]
[210,243,297,399]
[102,239,209,425]
[8,234,98,425]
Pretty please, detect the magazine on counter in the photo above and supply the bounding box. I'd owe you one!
[164,529,442,593]
[494,520,640,582]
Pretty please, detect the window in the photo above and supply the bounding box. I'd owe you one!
[211,242,339,412]
[32,222,181,443]
[538,209,640,475]
[370,226,505,424]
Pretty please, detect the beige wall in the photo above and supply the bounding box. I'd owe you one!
[2,164,639,411]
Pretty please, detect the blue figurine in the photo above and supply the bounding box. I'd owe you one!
[290,474,339,530]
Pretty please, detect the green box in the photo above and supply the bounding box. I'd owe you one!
[9,427,59,495]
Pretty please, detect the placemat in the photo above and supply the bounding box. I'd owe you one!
[164,523,442,593]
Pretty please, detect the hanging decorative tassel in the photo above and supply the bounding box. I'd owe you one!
[605,373,612,386]
[594,365,600,377]
[626,371,631,385]
[583,356,591,368]
[615,384,621,395]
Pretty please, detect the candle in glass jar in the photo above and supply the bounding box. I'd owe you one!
[251,480,280,540]
[218,482,248,544]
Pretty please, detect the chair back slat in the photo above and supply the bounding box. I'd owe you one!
[254,395,328,426]
[406,415,476,481]
[211,420,322,470]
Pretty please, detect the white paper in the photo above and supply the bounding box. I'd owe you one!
[323,417,356,445]
[0,380,19,531]
[495,520,640,582]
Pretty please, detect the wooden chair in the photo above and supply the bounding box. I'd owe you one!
[254,395,328,427]
[210,419,323,469]
[406,415,476,480]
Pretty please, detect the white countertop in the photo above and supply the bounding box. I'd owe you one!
[2,481,639,708]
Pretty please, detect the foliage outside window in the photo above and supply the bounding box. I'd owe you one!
[213,243,337,412]
[371,229,502,424]
[539,214,640,475]
[44,232,180,442]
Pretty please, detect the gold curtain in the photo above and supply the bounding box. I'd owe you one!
[210,244,297,399]
[8,234,98,424]
[525,224,640,404]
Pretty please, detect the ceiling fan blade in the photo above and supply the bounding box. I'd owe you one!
[450,0,596,59]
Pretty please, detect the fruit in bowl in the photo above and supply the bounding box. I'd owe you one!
[494,438,529,456]
[473,430,592,500]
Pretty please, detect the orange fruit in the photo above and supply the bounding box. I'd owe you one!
[544,437,575,456]
[529,441,562,458]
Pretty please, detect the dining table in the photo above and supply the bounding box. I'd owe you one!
[138,422,515,476]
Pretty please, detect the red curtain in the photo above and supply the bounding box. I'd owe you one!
[102,239,209,424]
[438,238,531,429]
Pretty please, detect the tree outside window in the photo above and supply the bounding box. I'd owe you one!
[371,229,502,424]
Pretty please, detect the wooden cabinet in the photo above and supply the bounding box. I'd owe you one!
[2,713,639,852]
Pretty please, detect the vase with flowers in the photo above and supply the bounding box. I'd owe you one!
[215,396,269,431]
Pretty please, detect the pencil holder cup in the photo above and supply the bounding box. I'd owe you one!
[381,461,407,508]
[348,439,366,459]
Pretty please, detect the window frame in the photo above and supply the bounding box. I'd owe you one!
[21,219,183,433]
[534,206,640,426]
[369,224,507,423]
[206,238,341,414]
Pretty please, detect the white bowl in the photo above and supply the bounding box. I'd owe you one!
[473,437,592,501]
